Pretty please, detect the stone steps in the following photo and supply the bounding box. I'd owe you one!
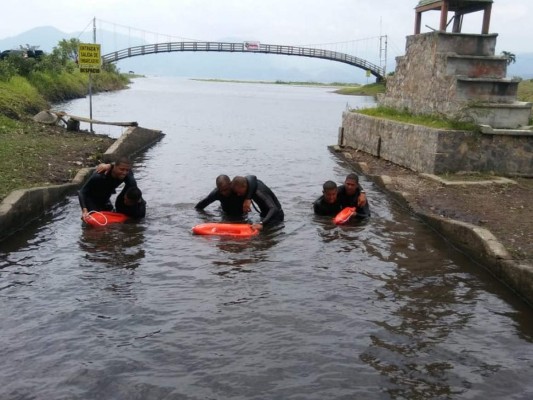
[446,54,507,78]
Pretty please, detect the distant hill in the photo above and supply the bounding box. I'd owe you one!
[3,26,531,82]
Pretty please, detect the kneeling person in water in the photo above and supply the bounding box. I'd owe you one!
[231,175,284,230]
[313,180,343,216]
[116,187,146,219]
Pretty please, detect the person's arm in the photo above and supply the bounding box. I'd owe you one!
[243,175,258,213]
[123,171,137,188]
[136,199,147,218]
[95,163,111,174]
[255,190,280,226]
[313,197,329,216]
[195,189,219,210]
[357,191,367,208]
[78,173,98,218]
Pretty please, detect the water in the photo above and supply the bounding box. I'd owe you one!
[1,78,532,399]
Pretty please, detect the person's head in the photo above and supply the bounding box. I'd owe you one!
[231,176,248,197]
[322,180,338,204]
[344,173,359,196]
[124,187,142,206]
[111,157,132,180]
[216,175,232,197]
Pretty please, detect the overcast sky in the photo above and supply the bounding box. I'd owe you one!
[1,0,531,57]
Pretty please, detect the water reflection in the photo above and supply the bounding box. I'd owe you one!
[79,223,146,270]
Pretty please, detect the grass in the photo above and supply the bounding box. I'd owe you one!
[356,106,480,131]
[517,79,533,103]
[0,69,129,201]
[334,82,385,96]
[0,115,114,201]
[191,78,360,87]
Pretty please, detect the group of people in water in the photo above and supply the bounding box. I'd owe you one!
[78,156,371,226]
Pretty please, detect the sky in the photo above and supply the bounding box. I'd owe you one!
[1,0,531,59]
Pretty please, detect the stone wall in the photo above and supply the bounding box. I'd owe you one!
[379,32,503,117]
[341,112,533,175]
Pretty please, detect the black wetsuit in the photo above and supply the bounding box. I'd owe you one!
[78,168,137,212]
[337,184,371,218]
[195,176,258,217]
[195,189,245,216]
[249,179,284,226]
[115,189,146,218]
[313,196,343,216]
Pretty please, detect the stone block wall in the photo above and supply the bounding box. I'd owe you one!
[379,32,506,117]
[341,112,533,175]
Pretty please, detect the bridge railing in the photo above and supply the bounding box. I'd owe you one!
[102,42,385,79]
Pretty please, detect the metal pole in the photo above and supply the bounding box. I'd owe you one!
[89,17,96,133]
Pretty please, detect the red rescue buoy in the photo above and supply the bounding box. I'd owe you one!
[192,223,259,237]
[333,207,356,225]
[83,211,129,227]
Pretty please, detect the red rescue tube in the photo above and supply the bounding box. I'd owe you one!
[83,211,129,227]
[333,207,356,225]
[192,223,259,237]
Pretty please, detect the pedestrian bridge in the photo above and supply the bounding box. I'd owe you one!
[101,41,385,81]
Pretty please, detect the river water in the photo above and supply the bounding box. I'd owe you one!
[1,77,532,399]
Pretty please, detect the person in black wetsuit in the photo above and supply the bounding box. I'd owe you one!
[195,175,257,217]
[78,157,137,219]
[115,186,146,219]
[337,173,370,219]
[313,180,343,216]
[231,175,284,230]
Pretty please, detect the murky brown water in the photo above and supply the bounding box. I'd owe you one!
[1,78,532,399]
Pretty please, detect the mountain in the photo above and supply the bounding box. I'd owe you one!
[4,26,531,83]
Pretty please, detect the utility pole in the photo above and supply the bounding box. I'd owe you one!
[379,34,388,78]
[89,17,96,133]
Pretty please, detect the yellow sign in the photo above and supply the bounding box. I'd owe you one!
[78,43,101,73]
[366,70,371,77]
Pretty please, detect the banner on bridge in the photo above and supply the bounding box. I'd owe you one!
[243,41,260,51]
[78,43,101,73]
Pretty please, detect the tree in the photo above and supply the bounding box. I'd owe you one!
[501,51,516,66]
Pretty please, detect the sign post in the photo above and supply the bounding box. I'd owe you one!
[78,41,101,133]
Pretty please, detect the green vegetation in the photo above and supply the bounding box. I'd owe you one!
[356,106,480,131]
[192,78,359,87]
[0,38,130,119]
[0,38,129,201]
[334,82,386,96]
[517,79,533,103]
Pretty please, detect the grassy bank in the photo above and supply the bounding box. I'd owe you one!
[357,106,479,131]
[0,70,129,119]
[0,39,130,202]
[0,115,114,201]
[334,82,385,96]
[192,78,360,87]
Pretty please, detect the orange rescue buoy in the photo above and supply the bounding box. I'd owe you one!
[333,207,356,225]
[83,211,129,227]
[192,223,259,237]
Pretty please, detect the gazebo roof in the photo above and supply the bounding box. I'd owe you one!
[416,0,493,12]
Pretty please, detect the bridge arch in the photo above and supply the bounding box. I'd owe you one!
[101,41,385,81]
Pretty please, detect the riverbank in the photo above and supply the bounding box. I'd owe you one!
[332,145,533,304]
[0,117,115,201]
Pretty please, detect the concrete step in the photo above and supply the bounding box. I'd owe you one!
[446,55,507,79]
[467,101,532,129]
[456,77,520,103]
[436,33,497,56]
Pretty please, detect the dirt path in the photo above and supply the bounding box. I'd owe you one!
[335,147,533,262]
